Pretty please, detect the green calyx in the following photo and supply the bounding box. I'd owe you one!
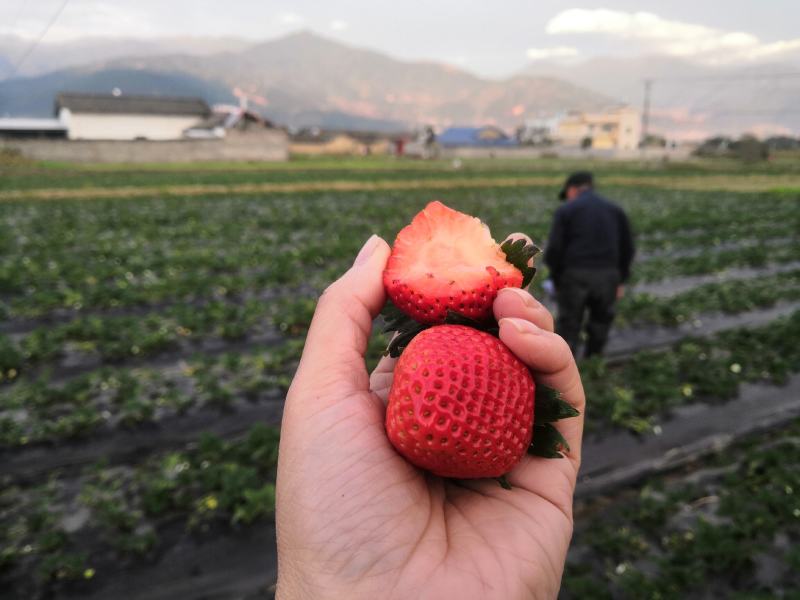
[500,238,540,288]
[381,301,497,357]
[527,386,579,459]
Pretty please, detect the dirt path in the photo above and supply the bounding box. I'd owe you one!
[632,261,800,297]
[577,374,800,497]
[3,174,800,201]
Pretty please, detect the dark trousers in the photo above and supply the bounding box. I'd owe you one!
[555,268,620,358]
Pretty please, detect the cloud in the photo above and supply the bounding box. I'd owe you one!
[329,19,348,32]
[545,8,800,63]
[277,12,304,26]
[526,46,579,61]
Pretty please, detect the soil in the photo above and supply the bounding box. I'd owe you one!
[577,374,800,497]
[632,261,800,297]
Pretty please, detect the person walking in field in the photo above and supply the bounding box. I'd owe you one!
[544,171,635,357]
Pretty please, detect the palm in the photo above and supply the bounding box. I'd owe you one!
[277,361,577,599]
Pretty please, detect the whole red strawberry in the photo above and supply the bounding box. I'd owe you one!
[383,201,524,324]
[385,324,535,479]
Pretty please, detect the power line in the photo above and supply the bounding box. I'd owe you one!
[709,109,800,116]
[650,72,800,83]
[7,0,70,80]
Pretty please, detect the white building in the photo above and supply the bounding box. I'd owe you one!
[56,93,211,141]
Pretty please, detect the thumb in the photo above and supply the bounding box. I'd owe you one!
[290,235,391,400]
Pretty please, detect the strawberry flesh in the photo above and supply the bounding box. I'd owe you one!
[384,201,523,324]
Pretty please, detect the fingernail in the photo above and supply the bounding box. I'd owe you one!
[354,234,380,267]
[500,287,537,308]
[499,317,542,335]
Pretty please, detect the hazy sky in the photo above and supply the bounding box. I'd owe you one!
[3,0,800,77]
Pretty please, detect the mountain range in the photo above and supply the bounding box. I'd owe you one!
[2,30,799,137]
[0,31,610,131]
[0,35,253,80]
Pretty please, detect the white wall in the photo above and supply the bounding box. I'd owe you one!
[66,113,203,141]
[1,130,289,163]
[617,110,642,150]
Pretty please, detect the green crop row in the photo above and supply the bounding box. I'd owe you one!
[0,424,279,591]
[0,341,300,448]
[1,161,559,191]
[0,298,301,380]
[1,223,793,323]
[632,240,800,283]
[618,269,800,327]
[275,270,800,352]
[3,306,794,451]
[1,270,795,444]
[562,419,800,599]
[581,310,800,433]
[2,187,796,320]
[612,189,799,248]
[0,326,393,451]
[5,155,800,191]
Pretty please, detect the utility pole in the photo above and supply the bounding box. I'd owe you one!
[641,78,653,148]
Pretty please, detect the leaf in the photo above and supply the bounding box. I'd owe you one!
[500,238,540,288]
[381,300,417,334]
[386,321,428,357]
[380,302,501,357]
[444,310,499,336]
[534,386,580,423]
[495,474,512,490]
[528,422,571,459]
[381,300,431,356]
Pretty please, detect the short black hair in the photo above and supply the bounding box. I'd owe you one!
[558,171,594,200]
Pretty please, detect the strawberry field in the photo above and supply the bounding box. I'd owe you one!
[1,156,799,599]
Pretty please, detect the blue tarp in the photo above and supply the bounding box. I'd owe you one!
[437,126,518,148]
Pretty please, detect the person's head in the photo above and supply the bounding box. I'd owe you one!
[558,171,594,202]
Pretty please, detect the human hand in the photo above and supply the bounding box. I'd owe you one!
[276,234,585,600]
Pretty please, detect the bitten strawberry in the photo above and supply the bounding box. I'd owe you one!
[385,324,535,479]
[383,201,524,324]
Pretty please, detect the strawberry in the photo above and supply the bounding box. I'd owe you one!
[383,201,526,324]
[385,324,535,479]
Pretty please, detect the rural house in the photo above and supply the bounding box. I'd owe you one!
[556,106,641,151]
[56,92,212,141]
[1,94,288,163]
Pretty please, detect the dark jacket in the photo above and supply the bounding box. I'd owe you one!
[544,189,635,285]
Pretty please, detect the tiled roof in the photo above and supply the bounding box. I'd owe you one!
[56,93,211,117]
